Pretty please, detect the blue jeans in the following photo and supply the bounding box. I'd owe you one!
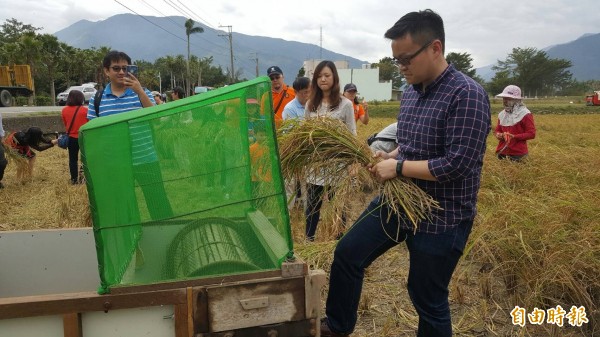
[325,196,472,336]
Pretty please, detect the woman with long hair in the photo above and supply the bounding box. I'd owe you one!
[61,89,89,184]
[303,60,356,241]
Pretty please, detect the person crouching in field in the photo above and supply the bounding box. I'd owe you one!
[3,127,57,183]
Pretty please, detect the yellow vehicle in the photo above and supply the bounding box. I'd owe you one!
[0,64,34,107]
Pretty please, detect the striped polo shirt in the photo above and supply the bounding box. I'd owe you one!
[87,83,158,165]
[87,83,156,120]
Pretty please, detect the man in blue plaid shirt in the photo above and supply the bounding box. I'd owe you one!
[321,9,491,337]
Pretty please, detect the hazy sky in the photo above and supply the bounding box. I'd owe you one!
[1,0,599,67]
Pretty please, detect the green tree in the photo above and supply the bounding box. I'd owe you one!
[185,19,204,96]
[134,59,158,90]
[17,32,42,103]
[373,57,404,88]
[37,34,65,104]
[0,18,41,43]
[0,41,20,64]
[446,52,484,83]
[492,47,572,96]
[486,70,513,98]
[86,46,111,87]
[1,17,232,105]
[297,67,305,77]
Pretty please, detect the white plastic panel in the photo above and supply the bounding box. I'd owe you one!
[0,315,63,337]
[0,228,100,297]
[83,306,175,337]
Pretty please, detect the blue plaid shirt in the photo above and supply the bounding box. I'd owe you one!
[397,64,491,233]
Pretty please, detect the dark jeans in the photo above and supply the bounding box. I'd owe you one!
[0,142,7,181]
[305,183,346,240]
[325,196,473,336]
[67,136,80,182]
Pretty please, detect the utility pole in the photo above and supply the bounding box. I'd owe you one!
[250,52,259,78]
[319,25,323,60]
[219,25,234,84]
[158,72,162,93]
[197,63,202,86]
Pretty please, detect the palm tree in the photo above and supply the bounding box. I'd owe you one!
[37,34,64,105]
[185,18,204,96]
[18,32,41,104]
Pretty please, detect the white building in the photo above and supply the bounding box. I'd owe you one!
[302,60,392,102]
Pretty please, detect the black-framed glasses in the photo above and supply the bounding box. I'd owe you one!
[269,75,281,81]
[393,40,434,67]
[111,66,128,72]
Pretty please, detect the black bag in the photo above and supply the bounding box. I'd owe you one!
[367,133,378,146]
[367,133,396,146]
[58,106,81,149]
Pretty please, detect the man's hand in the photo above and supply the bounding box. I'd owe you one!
[367,150,391,170]
[368,158,398,183]
[373,150,392,160]
[123,74,144,95]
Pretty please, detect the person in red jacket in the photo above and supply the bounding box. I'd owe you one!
[61,89,89,183]
[494,85,536,161]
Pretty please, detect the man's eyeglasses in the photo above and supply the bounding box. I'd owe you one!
[269,75,281,81]
[111,66,128,72]
[393,40,434,67]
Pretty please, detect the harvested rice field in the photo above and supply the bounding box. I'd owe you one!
[1,104,599,336]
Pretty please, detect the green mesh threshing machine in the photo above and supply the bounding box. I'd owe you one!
[0,77,326,337]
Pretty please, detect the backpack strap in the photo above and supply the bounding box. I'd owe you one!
[93,87,104,117]
[273,86,289,114]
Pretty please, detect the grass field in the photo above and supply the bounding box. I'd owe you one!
[1,101,599,336]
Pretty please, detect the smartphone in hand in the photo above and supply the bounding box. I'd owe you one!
[126,65,138,78]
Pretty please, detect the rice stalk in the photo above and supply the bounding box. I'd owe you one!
[2,141,28,171]
[278,118,440,232]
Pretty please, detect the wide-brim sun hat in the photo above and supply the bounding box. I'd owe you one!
[496,85,522,99]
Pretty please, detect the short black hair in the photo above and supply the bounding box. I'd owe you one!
[384,9,445,53]
[173,86,185,98]
[292,77,310,92]
[103,50,131,69]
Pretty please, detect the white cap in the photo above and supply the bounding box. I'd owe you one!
[496,85,522,99]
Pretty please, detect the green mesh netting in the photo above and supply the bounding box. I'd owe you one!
[79,77,293,294]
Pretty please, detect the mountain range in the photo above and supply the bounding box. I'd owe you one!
[54,14,599,82]
[54,14,366,81]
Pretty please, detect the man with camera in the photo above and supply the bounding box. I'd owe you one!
[86,50,172,221]
[87,50,155,119]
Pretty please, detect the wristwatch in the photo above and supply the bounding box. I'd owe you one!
[396,159,404,177]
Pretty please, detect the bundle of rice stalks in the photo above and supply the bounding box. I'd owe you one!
[277,118,439,233]
[2,141,28,171]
